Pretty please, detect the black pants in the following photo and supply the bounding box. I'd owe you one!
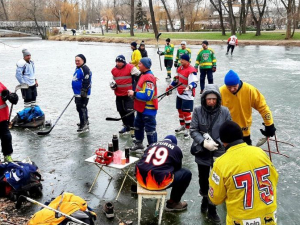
[243,135,252,145]
[168,168,192,202]
[227,45,235,54]
[116,96,134,128]
[197,164,211,196]
[21,85,37,107]
[75,97,89,126]
[0,121,13,156]
[200,68,213,91]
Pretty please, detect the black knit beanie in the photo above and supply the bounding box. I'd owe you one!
[219,121,243,144]
[76,54,86,64]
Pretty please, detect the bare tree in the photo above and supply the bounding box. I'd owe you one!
[239,0,250,34]
[210,0,226,35]
[161,0,175,31]
[176,0,185,31]
[149,0,158,37]
[249,0,267,36]
[0,0,8,20]
[281,0,296,39]
[130,0,134,36]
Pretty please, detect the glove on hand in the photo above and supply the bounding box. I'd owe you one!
[80,88,88,98]
[1,90,10,102]
[157,51,164,56]
[260,123,276,137]
[109,80,117,90]
[212,66,216,72]
[203,139,219,151]
[165,86,173,96]
[8,93,19,105]
[174,61,178,68]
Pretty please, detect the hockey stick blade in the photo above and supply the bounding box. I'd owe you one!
[37,127,53,135]
[156,32,162,41]
[106,117,122,121]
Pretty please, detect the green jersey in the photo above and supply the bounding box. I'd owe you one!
[175,48,191,65]
[163,44,174,60]
[194,48,216,69]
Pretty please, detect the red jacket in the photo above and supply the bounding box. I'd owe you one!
[176,64,197,95]
[111,64,134,96]
[0,82,9,122]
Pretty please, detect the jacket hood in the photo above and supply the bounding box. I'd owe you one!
[201,84,221,113]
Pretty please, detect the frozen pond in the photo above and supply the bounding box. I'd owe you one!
[0,37,299,224]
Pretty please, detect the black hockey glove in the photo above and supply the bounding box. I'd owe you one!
[260,123,276,137]
[8,93,19,105]
[157,51,164,56]
[1,90,10,102]
[80,88,88,98]
[212,66,216,73]
[174,61,178,68]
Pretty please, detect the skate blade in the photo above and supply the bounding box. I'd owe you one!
[77,129,89,134]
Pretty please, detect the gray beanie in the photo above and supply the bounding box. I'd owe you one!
[22,49,31,57]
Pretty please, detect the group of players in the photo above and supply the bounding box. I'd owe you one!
[110,38,278,224]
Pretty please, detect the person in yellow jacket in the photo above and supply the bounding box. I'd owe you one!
[219,70,276,145]
[209,120,278,225]
[130,42,142,69]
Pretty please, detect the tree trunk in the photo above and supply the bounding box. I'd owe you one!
[130,0,134,36]
[0,0,8,20]
[210,0,226,35]
[228,0,236,35]
[242,1,250,34]
[149,0,158,37]
[161,0,175,31]
[239,0,245,35]
[165,18,169,31]
[106,17,108,32]
[176,0,185,31]
[256,19,261,36]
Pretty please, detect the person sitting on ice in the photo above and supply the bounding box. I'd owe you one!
[135,135,192,212]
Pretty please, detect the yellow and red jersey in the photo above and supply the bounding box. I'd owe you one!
[136,140,183,190]
[220,81,274,137]
[209,142,278,224]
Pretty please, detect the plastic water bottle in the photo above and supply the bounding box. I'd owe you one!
[112,134,119,152]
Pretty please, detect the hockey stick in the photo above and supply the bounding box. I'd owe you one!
[156,33,162,71]
[106,83,183,121]
[37,96,75,135]
[16,195,89,225]
[8,84,29,128]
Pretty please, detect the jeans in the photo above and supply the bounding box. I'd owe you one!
[116,96,134,128]
[168,168,192,202]
[0,121,13,156]
[134,112,157,145]
[197,164,211,196]
[200,68,213,91]
[75,97,89,126]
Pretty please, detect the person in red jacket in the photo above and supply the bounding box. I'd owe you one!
[0,82,18,162]
[110,55,140,135]
[166,54,198,139]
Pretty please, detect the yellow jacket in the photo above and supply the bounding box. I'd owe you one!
[220,82,273,136]
[209,142,278,224]
[131,49,142,69]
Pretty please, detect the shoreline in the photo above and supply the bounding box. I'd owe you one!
[49,34,300,47]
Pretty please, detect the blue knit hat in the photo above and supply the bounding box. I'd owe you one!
[180,54,190,62]
[224,70,240,86]
[116,55,126,63]
[140,57,152,69]
[164,135,177,145]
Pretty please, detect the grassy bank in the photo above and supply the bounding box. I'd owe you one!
[89,31,300,41]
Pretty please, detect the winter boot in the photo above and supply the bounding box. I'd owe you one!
[4,155,13,163]
[207,203,221,224]
[77,123,89,133]
[130,142,144,151]
[165,199,188,212]
[201,196,209,213]
[183,129,190,139]
[175,125,185,134]
[103,202,114,218]
[119,125,130,134]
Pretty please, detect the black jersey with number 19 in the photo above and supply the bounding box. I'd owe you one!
[135,140,183,190]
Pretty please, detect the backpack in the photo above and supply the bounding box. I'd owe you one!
[27,192,97,225]
[17,105,44,122]
[0,161,43,201]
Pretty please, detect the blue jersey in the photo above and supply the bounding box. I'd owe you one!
[72,64,92,97]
